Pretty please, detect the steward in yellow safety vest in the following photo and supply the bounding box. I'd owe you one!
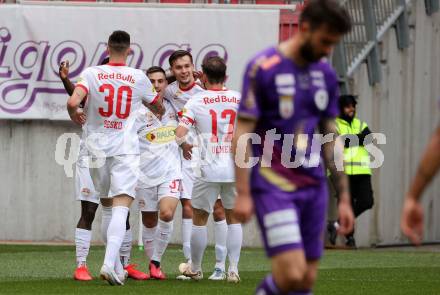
[327,95,374,248]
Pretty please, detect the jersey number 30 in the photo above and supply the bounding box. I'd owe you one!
[98,84,132,119]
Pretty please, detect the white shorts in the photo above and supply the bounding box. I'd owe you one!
[191,180,236,213]
[75,158,99,204]
[90,155,139,199]
[137,179,182,212]
[181,166,195,200]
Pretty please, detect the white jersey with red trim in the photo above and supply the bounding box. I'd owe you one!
[180,89,241,182]
[76,63,158,157]
[164,81,204,169]
[163,81,204,114]
[136,99,182,188]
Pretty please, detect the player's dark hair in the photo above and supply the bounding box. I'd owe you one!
[202,56,227,84]
[169,50,193,67]
[108,30,130,53]
[300,0,352,34]
[146,66,166,77]
[100,57,109,65]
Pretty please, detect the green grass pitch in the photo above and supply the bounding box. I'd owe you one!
[1,244,440,294]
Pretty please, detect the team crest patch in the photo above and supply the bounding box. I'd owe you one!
[174,90,182,99]
[275,73,295,119]
[314,89,329,111]
[279,95,294,119]
[81,188,91,196]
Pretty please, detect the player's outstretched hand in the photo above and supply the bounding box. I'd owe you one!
[181,143,193,160]
[337,197,354,235]
[70,108,86,125]
[59,60,70,80]
[193,71,203,81]
[401,197,424,245]
[234,193,254,223]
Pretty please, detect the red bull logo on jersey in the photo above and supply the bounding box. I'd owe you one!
[203,95,240,105]
[97,72,135,84]
[146,126,176,144]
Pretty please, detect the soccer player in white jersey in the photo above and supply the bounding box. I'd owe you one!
[66,31,162,286]
[58,58,148,281]
[175,56,243,283]
[164,50,229,280]
[136,66,182,280]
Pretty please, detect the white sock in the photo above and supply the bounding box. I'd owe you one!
[182,218,192,262]
[142,226,157,260]
[227,223,242,274]
[75,228,91,267]
[115,253,124,275]
[120,229,132,267]
[103,206,129,270]
[190,225,207,272]
[151,219,173,263]
[101,206,112,244]
[214,220,227,271]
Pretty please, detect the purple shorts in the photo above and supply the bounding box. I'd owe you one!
[252,182,328,260]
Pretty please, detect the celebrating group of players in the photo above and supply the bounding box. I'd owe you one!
[63,31,242,285]
[59,0,439,293]
[61,0,376,293]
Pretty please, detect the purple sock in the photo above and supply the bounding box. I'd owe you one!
[256,275,281,295]
[256,275,312,295]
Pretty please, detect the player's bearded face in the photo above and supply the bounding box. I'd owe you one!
[299,38,320,62]
[300,25,342,63]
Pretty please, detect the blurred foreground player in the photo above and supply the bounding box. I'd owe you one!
[67,30,162,285]
[59,58,148,281]
[233,1,354,293]
[401,122,440,245]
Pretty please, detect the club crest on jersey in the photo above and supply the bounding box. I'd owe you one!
[314,89,329,111]
[174,90,182,99]
[279,95,294,119]
[276,73,295,119]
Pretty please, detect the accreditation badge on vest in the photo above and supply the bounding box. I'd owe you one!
[279,95,294,119]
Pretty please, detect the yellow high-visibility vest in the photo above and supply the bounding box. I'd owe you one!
[336,117,372,175]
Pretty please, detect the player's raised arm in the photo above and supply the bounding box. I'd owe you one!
[319,118,354,235]
[140,75,165,118]
[175,104,195,160]
[59,60,75,96]
[232,117,257,224]
[401,125,440,245]
[67,86,87,125]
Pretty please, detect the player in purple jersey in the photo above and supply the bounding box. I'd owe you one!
[233,1,353,294]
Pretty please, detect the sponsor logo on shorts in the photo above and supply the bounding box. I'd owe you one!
[81,188,91,196]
